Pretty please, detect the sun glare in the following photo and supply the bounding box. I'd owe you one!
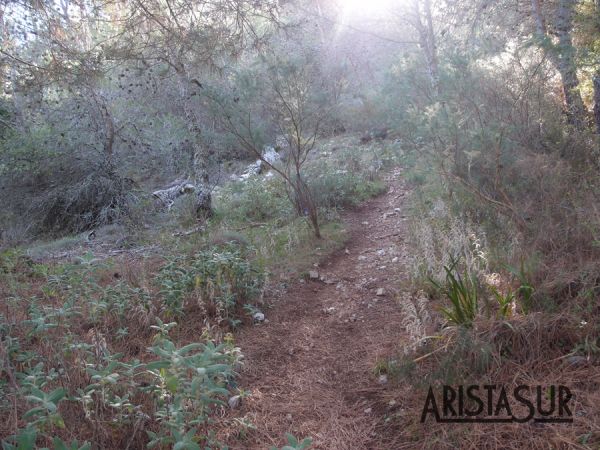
[340,0,397,17]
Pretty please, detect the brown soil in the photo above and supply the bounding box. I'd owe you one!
[220,168,411,449]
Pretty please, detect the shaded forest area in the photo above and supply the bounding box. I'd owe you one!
[2,0,600,448]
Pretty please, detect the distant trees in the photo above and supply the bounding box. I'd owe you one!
[3,0,600,241]
[0,0,281,238]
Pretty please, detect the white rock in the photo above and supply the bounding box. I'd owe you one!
[376,288,385,296]
[378,374,388,384]
[228,395,242,409]
[392,257,399,263]
[309,270,319,280]
[358,255,367,261]
[364,408,372,414]
[253,312,265,322]
[262,146,281,165]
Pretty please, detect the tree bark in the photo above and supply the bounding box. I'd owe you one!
[412,0,440,96]
[554,0,587,129]
[593,75,600,134]
[530,0,586,129]
[593,1,600,134]
[531,0,546,36]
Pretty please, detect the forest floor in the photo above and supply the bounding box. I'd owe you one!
[218,167,413,449]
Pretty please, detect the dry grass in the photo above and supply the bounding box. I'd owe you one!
[381,310,600,449]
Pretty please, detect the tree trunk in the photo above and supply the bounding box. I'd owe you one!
[531,0,586,129]
[412,0,440,96]
[554,0,586,129]
[531,0,546,35]
[593,1,600,134]
[174,71,214,217]
[298,179,321,239]
[593,74,600,135]
[423,0,440,95]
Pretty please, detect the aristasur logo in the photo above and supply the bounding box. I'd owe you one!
[420,385,573,424]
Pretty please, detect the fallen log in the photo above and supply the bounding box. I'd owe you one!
[152,181,195,210]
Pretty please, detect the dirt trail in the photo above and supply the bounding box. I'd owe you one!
[225,168,411,449]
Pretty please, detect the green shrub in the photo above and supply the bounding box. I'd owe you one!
[157,244,265,321]
[145,332,239,449]
[430,257,479,327]
[215,177,293,224]
[307,166,384,209]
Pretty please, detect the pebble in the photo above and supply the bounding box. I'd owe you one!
[378,374,388,384]
[392,257,399,263]
[309,270,319,279]
[253,312,265,322]
[376,288,386,296]
[364,408,372,414]
[228,395,242,409]
[565,355,587,367]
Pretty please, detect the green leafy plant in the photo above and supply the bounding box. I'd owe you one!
[490,287,516,319]
[1,428,90,450]
[23,386,67,429]
[52,438,92,450]
[157,244,265,320]
[507,260,536,313]
[430,257,479,327]
[2,426,38,450]
[270,433,313,450]
[144,323,240,449]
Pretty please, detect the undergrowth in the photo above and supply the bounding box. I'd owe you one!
[0,135,394,448]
